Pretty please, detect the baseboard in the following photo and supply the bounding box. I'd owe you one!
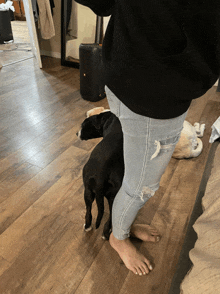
[40,50,61,59]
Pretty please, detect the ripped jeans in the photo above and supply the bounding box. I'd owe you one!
[105,86,188,240]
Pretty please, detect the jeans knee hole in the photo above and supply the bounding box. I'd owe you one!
[140,186,155,201]
[160,134,181,146]
[151,134,181,160]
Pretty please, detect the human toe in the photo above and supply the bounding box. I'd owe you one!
[156,235,160,242]
[140,264,149,275]
[144,258,153,271]
[134,267,144,276]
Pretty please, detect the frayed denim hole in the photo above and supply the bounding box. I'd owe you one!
[160,133,181,146]
[140,186,155,202]
[150,133,181,158]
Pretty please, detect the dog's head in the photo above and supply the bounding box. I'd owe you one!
[77,111,113,140]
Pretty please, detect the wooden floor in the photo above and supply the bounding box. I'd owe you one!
[0,56,220,294]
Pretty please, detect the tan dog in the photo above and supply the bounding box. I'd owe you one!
[86,108,205,159]
[172,121,205,159]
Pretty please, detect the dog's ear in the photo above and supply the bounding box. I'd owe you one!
[92,111,112,129]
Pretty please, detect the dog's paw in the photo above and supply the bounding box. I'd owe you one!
[84,224,93,232]
[101,234,108,240]
[194,123,205,137]
[101,228,112,240]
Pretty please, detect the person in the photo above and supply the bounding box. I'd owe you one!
[75,0,220,276]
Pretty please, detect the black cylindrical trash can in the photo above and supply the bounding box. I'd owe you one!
[0,10,14,44]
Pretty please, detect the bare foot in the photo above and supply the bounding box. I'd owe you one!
[109,233,153,275]
[130,224,160,242]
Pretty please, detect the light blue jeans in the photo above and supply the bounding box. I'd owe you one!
[105,85,188,240]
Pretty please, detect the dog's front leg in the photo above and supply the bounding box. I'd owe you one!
[84,188,95,232]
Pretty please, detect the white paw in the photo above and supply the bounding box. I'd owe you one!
[194,123,205,137]
[84,224,93,232]
[200,124,206,137]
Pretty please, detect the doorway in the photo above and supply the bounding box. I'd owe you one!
[0,0,41,68]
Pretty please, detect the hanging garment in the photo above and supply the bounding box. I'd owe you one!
[31,0,38,22]
[37,0,55,39]
[49,0,55,15]
[66,0,78,40]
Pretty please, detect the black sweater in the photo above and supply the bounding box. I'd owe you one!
[75,0,220,119]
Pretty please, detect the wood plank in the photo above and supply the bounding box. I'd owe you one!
[0,162,42,198]
[0,62,80,132]
[0,94,107,174]
[0,256,11,276]
[209,88,220,102]
[0,94,82,158]
[0,147,85,261]
[185,87,216,124]
[0,91,107,161]
[0,95,85,170]
[0,218,106,294]
[0,172,107,294]
[0,135,8,146]
[74,242,128,294]
[0,146,88,235]
[0,85,79,133]
[24,106,100,169]
[0,114,97,177]
[1,119,51,141]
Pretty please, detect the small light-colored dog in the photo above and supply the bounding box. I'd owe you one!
[86,107,205,159]
[172,121,205,159]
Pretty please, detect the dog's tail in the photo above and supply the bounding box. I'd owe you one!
[95,192,105,229]
[190,138,203,157]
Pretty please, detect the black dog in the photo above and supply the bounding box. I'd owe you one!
[77,111,124,240]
